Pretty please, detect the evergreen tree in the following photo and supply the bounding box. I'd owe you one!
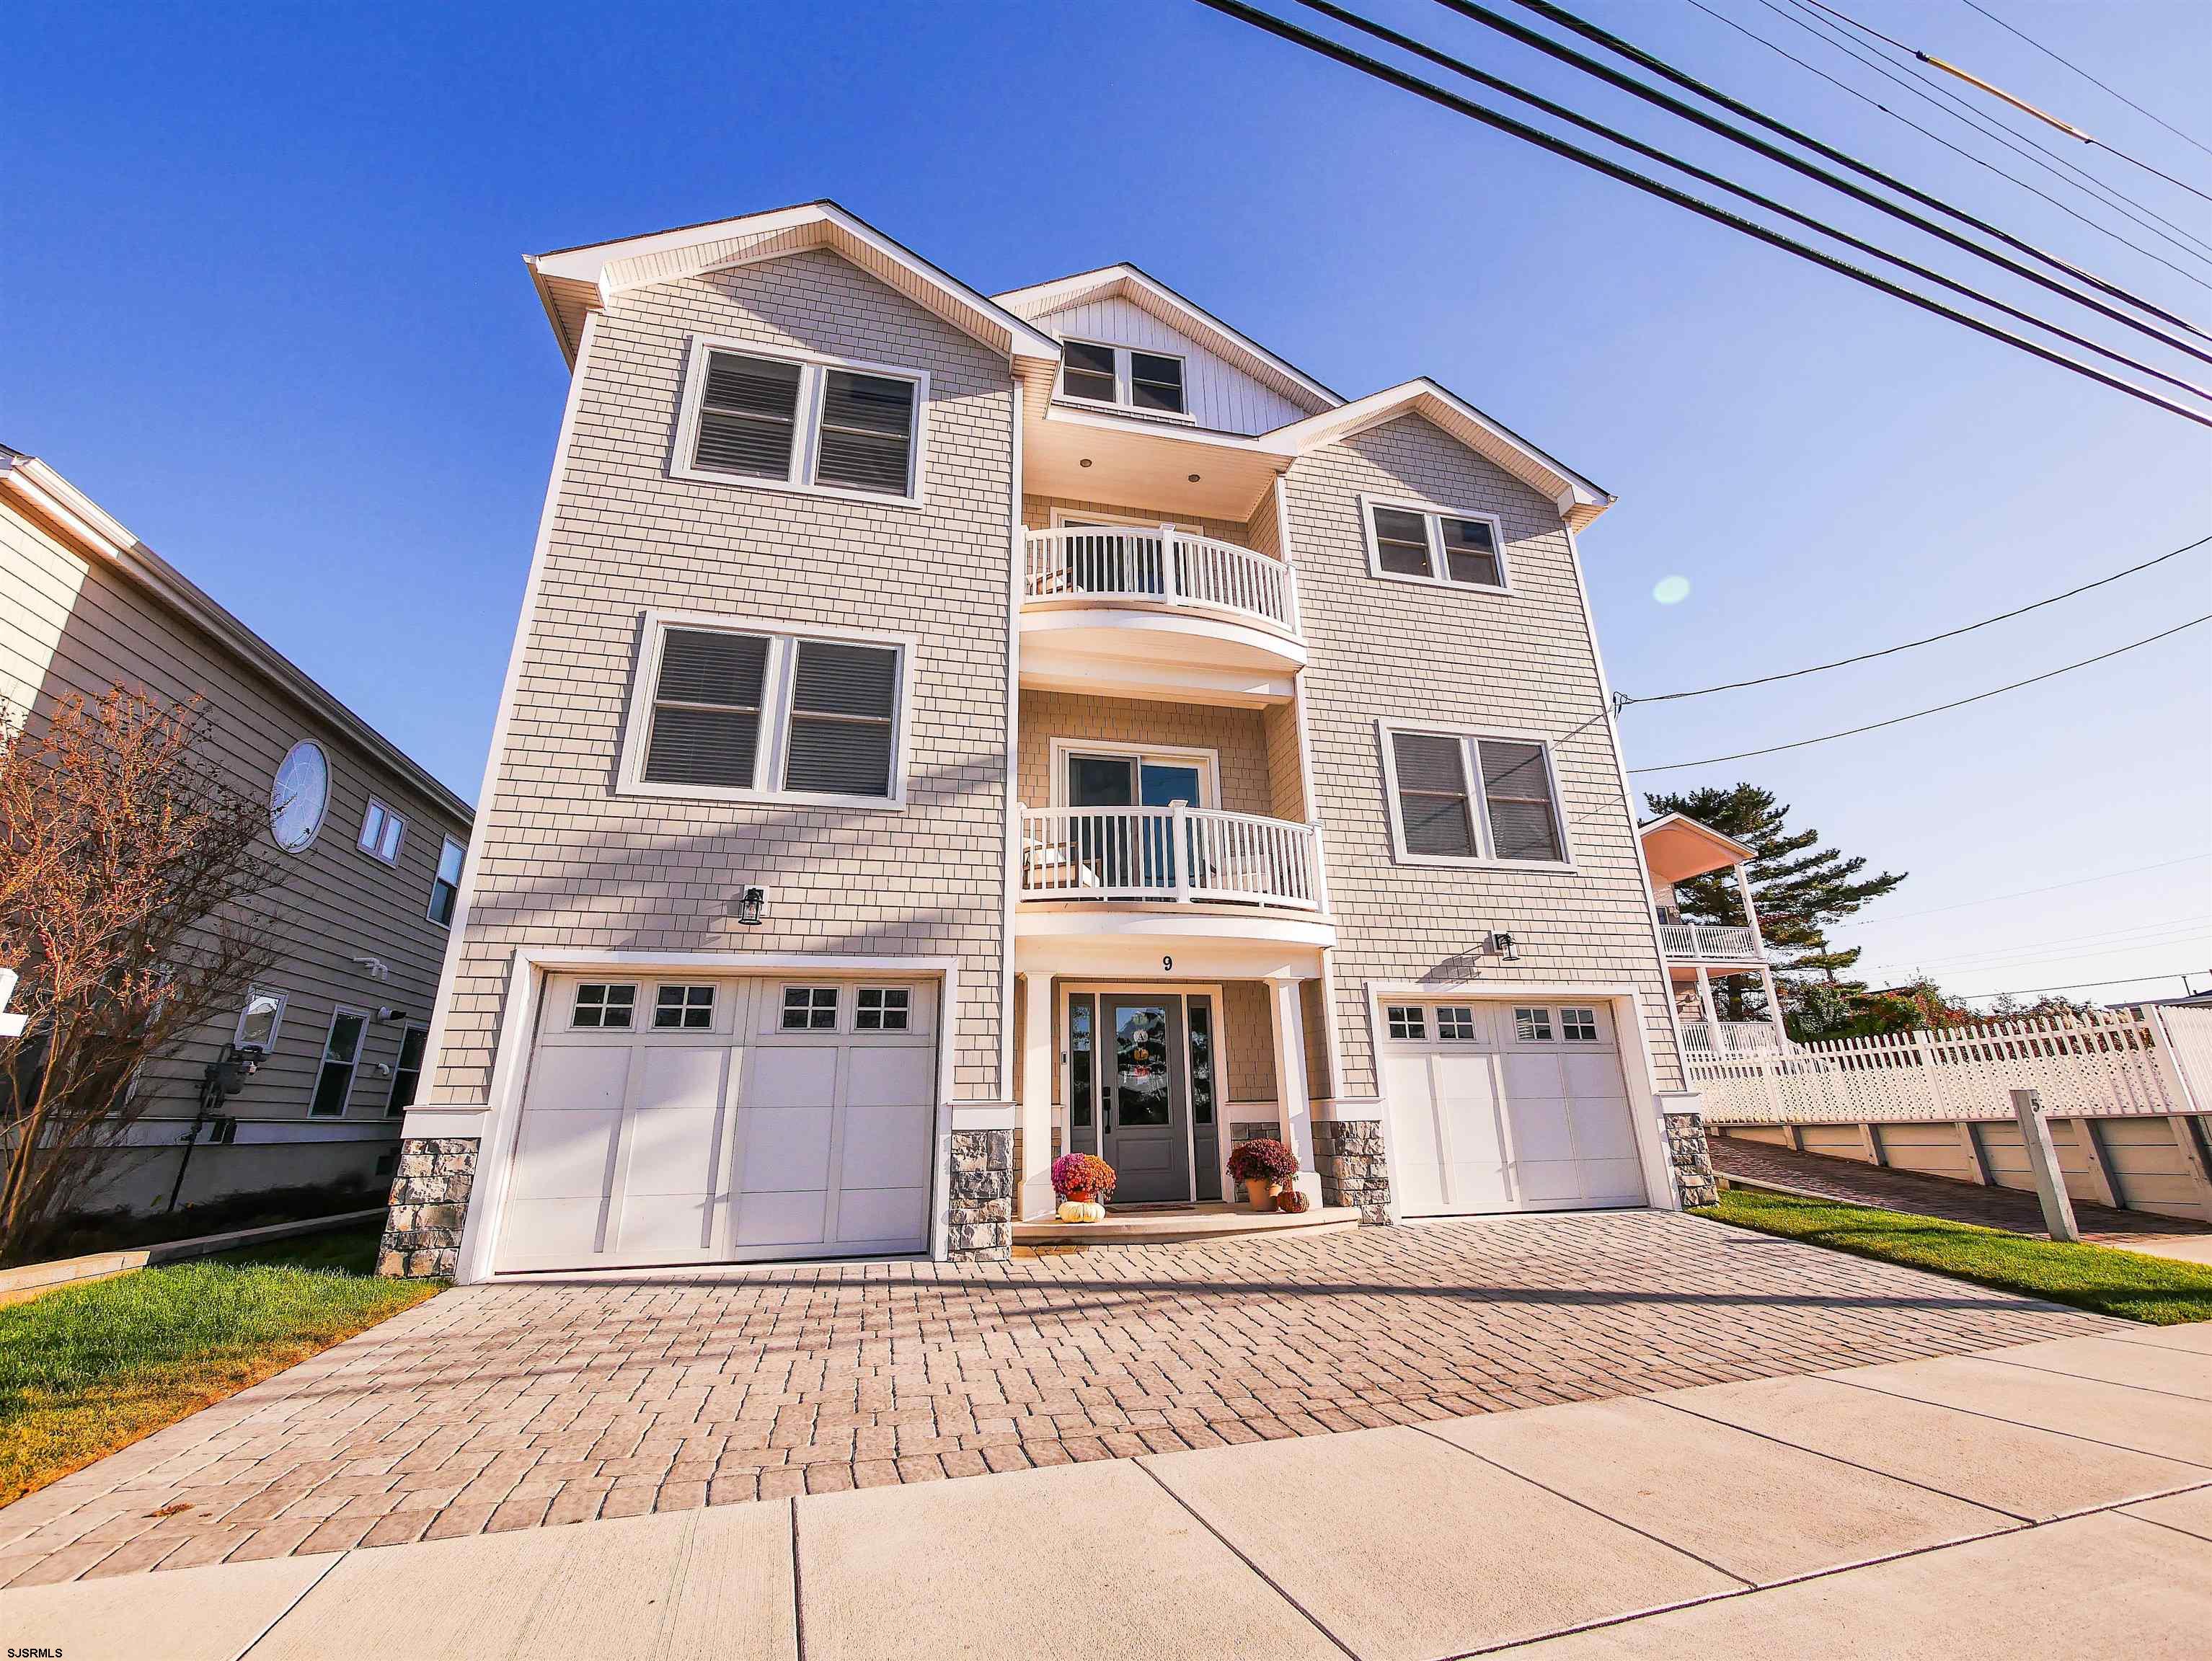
[1643,782,1906,1023]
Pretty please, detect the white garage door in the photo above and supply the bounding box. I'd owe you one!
[1382,999,1647,1216]
[492,975,938,1273]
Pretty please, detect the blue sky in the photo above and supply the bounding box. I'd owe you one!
[7,0,2208,1005]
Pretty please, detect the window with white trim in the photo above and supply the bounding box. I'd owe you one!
[782,986,839,1031]
[1385,1004,1426,1040]
[1437,1006,1478,1040]
[676,342,923,502]
[1515,1007,1554,1043]
[654,984,715,1030]
[1363,498,1506,590]
[856,988,910,1031]
[1382,725,1568,866]
[1056,340,1187,416]
[625,618,906,805]
[428,836,465,926]
[311,1009,368,1117]
[1561,1007,1599,1042]
[358,798,404,864]
[572,983,636,1029]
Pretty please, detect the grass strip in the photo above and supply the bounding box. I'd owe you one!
[1698,1185,2212,1325]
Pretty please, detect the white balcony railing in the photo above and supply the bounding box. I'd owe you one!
[1022,526,1300,638]
[1657,918,1762,962]
[1018,805,1323,911]
[1680,1020,1784,1056]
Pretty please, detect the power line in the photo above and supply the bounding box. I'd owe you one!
[1862,926,2212,981]
[1958,0,2212,163]
[1951,970,2205,999]
[1485,0,2212,335]
[1627,612,2212,774]
[1193,1,2212,429]
[1865,914,2212,969]
[1678,0,2212,291]
[1285,0,2212,402]
[1797,0,2212,204]
[1621,530,2212,705]
[1834,854,2212,928]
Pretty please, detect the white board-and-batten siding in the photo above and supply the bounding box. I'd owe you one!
[1027,295,1311,435]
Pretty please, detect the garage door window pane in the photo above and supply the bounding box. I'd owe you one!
[574,983,636,1029]
[1515,1007,1553,1042]
[856,988,909,1031]
[782,986,839,1030]
[1438,1006,1477,1040]
[1561,1008,1598,1042]
[654,984,715,1029]
[1478,740,1564,862]
[1386,1005,1426,1040]
[1390,732,1476,858]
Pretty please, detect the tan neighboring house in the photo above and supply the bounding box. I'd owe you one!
[1,446,472,1213]
[389,198,1715,1281]
[1639,813,1791,1058]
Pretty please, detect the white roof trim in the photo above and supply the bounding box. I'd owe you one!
[996,264,1342,415]
[527,201,1061,368]
[1637,812,1758,862]
[0,451,473,823]
[1266,379,1614,528]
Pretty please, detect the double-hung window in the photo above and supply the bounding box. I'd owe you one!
[1056,340,1187,417]
[311,1009,367,1118]
[1362,497,1507,591]
[386,1024,428,1117]
[675,340,924,503]
[1381,723,1569,867]
[623,614,909,806]
[428,837,465,926]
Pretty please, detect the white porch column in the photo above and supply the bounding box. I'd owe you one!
[1731,863,1789,1048]
[1267,975,1324,1204]
[1693,965,1722,1030]
[1019,972,1056,1221]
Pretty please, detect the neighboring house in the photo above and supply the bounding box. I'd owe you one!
[1638,813,1789,1058]
[387,199,1712,1281]
[0,447,472,1213]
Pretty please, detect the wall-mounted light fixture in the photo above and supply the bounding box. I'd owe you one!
[736,885,767,927]
[1486,931,1521,963]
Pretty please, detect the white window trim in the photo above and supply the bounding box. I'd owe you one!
[570,981,640,1031]
[357,797,405,866]
[1047,506,1208,534]
[428,835,467,927]
[1046,737,1220,810]
[668,335,930,508]
[234,987,287,1053]
[1053,338,1195,424]
[780,983,844,1033]
[1376,718,1575,871]
[310,1006,368,1119]
[1359,494,1511,593]
[617,610,918,810]
[386,1022,428,1117]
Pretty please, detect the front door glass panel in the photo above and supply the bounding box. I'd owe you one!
[1115,1004,1172,1127]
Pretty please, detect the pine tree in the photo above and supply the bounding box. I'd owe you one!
[1643,782,1906,1022]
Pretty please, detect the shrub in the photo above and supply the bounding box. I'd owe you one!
[1051,1153,1116,1200]
[1226,1138,1298,1183]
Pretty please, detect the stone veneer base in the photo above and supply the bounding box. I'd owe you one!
[378,1136,480,1278]
[947,1127,1012,1261]
[1312,1119,1391,1223]
[1664,1110,1720,1210]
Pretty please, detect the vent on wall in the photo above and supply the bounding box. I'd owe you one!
[376,1153,397,1178]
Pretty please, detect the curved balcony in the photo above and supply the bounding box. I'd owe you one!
[1019,527,1306,704]
[1658,918,1763,963]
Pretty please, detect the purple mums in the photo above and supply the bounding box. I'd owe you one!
[1226,1137,1299,1183]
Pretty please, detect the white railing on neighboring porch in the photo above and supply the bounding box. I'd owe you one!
[1656,918,1762,962]
[1018,805,1323,911]
[1679,1019,1784,1056]
[1022,526,1300,637]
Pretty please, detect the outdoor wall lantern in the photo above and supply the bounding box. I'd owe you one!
[736,886,767,927]
[1486,931,1522,963]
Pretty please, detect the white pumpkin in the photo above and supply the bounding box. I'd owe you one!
[1056,1200,1106,1223]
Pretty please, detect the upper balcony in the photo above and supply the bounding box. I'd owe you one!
[1657,915,1764,965]
[1019,525,1305,706]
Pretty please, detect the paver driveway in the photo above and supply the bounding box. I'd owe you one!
[0,1210,2118,1585]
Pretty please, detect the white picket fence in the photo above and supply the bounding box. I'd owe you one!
[1691,1005,2212,1125]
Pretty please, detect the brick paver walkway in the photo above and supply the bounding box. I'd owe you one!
[0,1211,2119,1585]
[1710,1135,2212,1242]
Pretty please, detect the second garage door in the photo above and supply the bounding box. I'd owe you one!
[492,974,938,1273]
[1382,998,1647,1216]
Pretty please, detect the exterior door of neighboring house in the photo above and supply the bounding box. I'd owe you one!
[1102,995,1193,1205]
[1381,999,1645,1215]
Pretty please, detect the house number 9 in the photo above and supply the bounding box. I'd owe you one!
[1162,954,1173,973]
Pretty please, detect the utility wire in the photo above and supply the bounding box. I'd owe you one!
[1621,530,2212,705]
[1958,0,2212,163]
[1283,0,2212,403]
[1627,612,2212,774]
[1485,0,2212,332]
[1681,0,2212,292]
[1193,1,2212,427]
[1777,0,2212,258]
[1798,0,2212,203]
[1862,924,2212,979]
[1833,853,2212,929]
[1952,970,2203,999]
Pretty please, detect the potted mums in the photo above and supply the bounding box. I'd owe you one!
[1052,1153,1116,1222]
[1226,1138,1299,1211]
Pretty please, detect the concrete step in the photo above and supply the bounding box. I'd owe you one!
[1012,1202,1363,1247]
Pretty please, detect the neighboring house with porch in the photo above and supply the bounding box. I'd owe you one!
[1637,812,1789,1060]
[386,199,1714,1280]
[0,447,473,1213]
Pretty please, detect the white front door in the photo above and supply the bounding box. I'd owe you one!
[492,975,937,1272]
[1382,999,1646,1216]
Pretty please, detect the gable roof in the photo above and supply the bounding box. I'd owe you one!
[996,263,1342,417]
[1267,379,1614,529]
[526,200,1063,368]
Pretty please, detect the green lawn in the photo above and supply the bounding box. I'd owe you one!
[1698,1186,2212,1326]
[0,1223,439,1506]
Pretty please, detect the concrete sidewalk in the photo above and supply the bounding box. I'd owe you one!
[9,1325,2208,1660]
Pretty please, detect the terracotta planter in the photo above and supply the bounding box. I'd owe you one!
[1243,1177,1280,1211]
[1063,1186,1097,1206]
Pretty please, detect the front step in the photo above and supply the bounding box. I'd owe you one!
[1012,1202,1363,1248]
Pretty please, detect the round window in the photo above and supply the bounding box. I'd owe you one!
[270,740,330,852]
